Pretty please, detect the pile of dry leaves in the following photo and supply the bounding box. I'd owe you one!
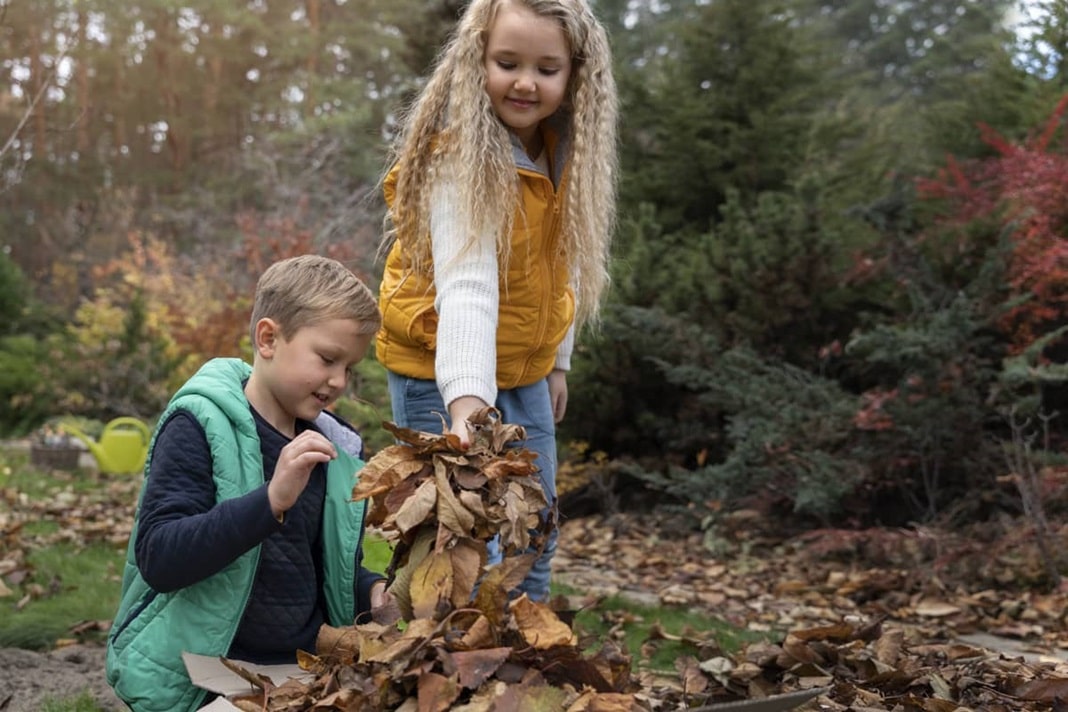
[225,408,641,711]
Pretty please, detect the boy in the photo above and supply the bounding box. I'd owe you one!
[106,255,387,712]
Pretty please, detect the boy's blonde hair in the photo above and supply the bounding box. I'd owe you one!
[385,0,618,329]
[249,255,381,343]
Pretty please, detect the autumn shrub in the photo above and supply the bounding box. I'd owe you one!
[844,290,1005,522]
[914,95,1068,426]
[40,290,183,423]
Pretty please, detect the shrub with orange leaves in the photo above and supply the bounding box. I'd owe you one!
[916,93,1068,355]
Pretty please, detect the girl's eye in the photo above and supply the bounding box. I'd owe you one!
[539,67,560,76]
[496,60,516,70]
[321,355,335,366]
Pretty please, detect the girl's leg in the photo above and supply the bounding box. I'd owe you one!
[387,371,448,433]
[495,379,557,602]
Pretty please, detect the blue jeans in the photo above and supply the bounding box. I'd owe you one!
[387,371,558,601]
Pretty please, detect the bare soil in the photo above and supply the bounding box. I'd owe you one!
[0,644,123,712]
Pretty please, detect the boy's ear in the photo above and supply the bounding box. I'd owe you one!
[252,318,281,357]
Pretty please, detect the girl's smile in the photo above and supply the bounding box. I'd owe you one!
[483,1,572,156]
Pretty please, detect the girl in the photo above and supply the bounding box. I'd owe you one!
[376,0,618,601]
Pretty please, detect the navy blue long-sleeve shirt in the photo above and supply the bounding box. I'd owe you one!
[134,407,382,663]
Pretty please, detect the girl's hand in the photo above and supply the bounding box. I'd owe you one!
[268,430,337,520]
[370,580,392,609]
[447,395,490,448]
[548,369,568,423]
[369,580,401,624]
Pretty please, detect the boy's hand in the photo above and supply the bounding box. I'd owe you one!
[268,430,337,520]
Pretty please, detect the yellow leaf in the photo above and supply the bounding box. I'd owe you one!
[411,548,454,621]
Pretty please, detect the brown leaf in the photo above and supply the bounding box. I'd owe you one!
[434,462,476,537]
[511,595,576,650]
[675,656,708,695]
[393,478,438,535]
[566,691,644,711]
[1015,677,1068,702]
[315,624,362,659]
[352,445,429,501]
[448,647,512,689]
[417,671,460,712]
[872,627,904,666]
[448,538,486,608]
[457,614,496,650]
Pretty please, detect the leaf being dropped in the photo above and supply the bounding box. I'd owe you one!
[383,420,464,454]
[449,538,486,608]
[511,595,577,650]
[465,407,527,454]
[314,625,363,660]
[410,547,453,621]
[482,450,539,481]
[352,447,429,501]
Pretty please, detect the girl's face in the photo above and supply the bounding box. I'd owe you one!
[483,1,572,154]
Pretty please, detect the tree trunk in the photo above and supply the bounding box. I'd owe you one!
[76,9,91,155]
[305,0,321,117]
[30,31,47,153]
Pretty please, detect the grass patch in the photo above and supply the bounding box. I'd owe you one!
[0,541,124,649]
[40,692,108,712]
[554,583,769,671]
[363,530,394,574]
[1,446,128,650]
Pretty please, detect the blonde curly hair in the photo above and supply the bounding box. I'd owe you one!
[384,0,618,329]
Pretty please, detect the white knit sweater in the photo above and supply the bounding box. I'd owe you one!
[429,179,574,408]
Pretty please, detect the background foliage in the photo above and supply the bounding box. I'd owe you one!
[3,0,1068,531]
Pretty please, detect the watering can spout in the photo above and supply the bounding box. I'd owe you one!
[62,417,152,475]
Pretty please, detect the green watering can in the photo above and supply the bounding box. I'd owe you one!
[62,416,152,475]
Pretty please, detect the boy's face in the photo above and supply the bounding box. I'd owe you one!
[247,317,373,435]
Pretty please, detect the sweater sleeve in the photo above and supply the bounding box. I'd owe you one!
[429,179,499,408]
[554,322,575,371]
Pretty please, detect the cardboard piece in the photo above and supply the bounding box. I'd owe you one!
[184,652,828,711]
[183,652,312,711]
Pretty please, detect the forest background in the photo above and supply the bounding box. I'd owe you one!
[4,0,1068,549]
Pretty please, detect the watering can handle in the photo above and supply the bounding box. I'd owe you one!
[103,417,152,444]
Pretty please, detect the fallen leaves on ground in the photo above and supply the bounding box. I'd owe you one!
[8,442,1068,709]
[0,466,137,611]
[555,508,1068,710]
